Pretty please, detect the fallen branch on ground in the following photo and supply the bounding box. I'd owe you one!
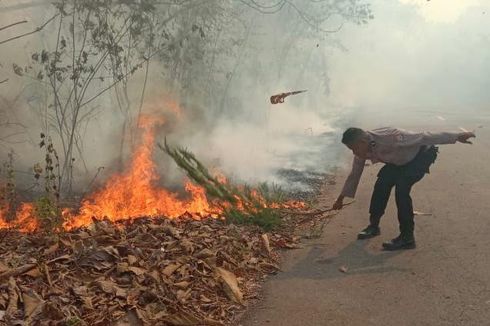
[283,200,355,216]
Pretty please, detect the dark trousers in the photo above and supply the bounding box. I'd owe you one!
[369,146,438,239]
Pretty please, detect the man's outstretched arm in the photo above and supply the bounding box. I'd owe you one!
[333,156,365,210]
[398,130,476,146]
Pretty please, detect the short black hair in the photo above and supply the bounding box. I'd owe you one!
[341,127,365,145]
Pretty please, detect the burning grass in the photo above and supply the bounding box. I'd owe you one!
[0,115,305,233]
[161,140,305,231]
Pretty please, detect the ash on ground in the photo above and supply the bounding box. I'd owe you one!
[276,168,335,202]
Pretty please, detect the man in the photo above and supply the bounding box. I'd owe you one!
[333,127,475,251]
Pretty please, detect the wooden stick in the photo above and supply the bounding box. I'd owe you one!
[283,200,355,216]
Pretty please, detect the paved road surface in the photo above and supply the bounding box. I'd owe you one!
[241,114,490,326]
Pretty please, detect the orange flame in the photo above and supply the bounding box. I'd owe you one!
[0,114,305,233]
[0,207,9,229]
[0,203,38,232]
[63,115,215,230]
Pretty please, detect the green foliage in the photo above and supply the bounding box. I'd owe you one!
[161,140,288,230]
[257,182,287,204]
[32,134,64,233]
[34,196,63,233]
[224,207,281,231]
[65,316,82,326]
[160,139,241,205]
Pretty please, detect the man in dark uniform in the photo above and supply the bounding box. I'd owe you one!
[333,127,475,251]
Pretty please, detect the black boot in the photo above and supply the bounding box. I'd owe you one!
[357,225,380,240]
[382,234,416,251]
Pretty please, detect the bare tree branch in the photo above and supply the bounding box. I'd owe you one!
[238,0,287,14]
[0,14,58,46]
[0,20,28,32]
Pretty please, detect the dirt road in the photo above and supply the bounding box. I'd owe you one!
[241,120,490,325]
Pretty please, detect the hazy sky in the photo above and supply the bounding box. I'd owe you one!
[327,0,490,116]
[399,0,484,23]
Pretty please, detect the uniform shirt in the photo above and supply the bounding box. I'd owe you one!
[341,127,461,198]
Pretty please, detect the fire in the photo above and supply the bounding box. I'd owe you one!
[0,203,38,232]
[0,207,8,229]
[63,115,215,230]
[214,172,228,184]
[270,200,306,209]
[206,171,306,211]
[0,114,306,233]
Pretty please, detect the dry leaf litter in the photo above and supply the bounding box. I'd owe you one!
[0,216,302,325]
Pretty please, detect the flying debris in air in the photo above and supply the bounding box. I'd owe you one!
[270,90,307,104]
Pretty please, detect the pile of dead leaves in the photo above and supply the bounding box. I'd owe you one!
[0,216,300,325]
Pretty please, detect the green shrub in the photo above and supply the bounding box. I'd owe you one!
[34,196,63,233]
